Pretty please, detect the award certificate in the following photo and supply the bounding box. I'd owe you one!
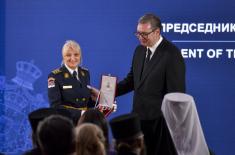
[99,75,117,108]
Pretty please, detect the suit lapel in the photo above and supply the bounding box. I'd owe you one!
[136,40,166,89]
[136,48,146,82]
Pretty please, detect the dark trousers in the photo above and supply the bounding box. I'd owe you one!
[141,115,178,155]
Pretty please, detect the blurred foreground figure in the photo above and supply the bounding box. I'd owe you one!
[37,115,75,155]
[110,113,146,155]
[75,123,106,155]
[78,109,113,154]
[162,93,210,155]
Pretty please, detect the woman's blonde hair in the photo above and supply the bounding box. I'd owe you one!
[62,40,83,66]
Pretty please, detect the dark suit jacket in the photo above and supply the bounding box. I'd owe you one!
[117,37,185,120]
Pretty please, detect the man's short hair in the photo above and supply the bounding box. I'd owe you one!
[138,13,162,31]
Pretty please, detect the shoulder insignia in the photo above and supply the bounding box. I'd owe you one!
[52,68,62,74]
[79,67,89,77]
[80,67,89,71]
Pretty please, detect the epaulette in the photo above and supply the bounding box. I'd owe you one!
[80,66,89,71]
[52,68,62,74]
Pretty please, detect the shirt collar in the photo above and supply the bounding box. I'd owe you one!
[148,35,163,54]
[64,64,78,75]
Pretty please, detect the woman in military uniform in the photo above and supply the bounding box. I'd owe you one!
[48,40,95,123]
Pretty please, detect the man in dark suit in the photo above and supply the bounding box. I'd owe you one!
[117,13,185,155]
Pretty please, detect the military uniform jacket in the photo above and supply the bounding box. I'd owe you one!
[48,65,93,109]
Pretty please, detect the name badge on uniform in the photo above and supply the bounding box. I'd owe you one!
[63,85,72,89]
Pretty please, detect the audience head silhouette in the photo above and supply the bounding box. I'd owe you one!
[78,109,110,151]
[110,113,145,155]
[75,123,106,155]
[37,115,75,155]
[28,108,58,146]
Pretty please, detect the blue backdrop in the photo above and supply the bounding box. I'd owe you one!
[1,0,235,154]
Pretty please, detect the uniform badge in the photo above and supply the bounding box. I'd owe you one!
[63,85,72,89]
[64,73,69,78]
[81,71,85,77]
[52,69,61,74]
[48,77,55,88]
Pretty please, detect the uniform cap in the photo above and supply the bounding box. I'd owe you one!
[28,108,73,132]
